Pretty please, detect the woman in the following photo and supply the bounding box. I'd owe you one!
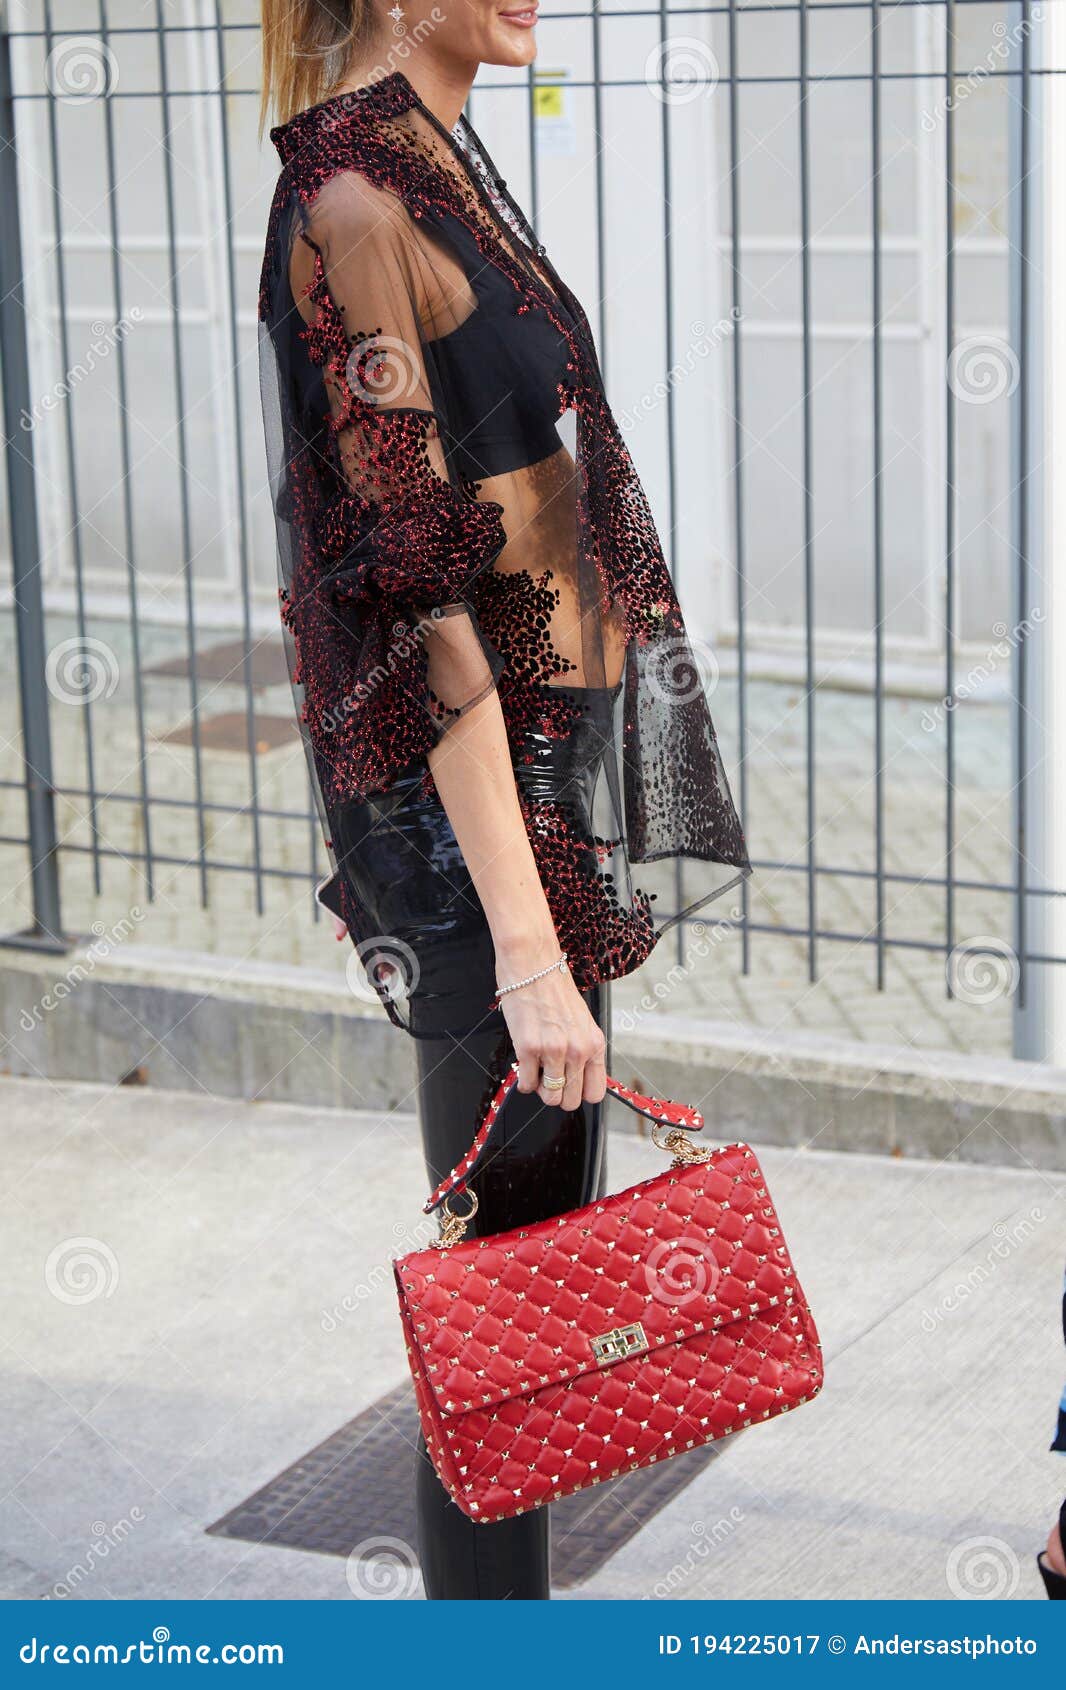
[258,0,750,1599]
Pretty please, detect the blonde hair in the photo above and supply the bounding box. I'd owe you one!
[260,0,373,130]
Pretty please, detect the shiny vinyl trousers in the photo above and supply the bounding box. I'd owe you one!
[412,980,611,1600]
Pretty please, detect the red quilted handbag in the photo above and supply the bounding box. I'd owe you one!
[394,1067,823,1523]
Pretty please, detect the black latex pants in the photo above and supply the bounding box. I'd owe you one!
[412,981,611,1600]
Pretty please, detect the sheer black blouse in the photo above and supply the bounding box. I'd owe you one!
[258,71,751,1034]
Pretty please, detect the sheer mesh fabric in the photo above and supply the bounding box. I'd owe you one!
[258,72,751,1029]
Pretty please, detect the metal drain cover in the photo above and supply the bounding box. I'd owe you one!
[207,1382,723,1589]
[146,639,290,689]
[160,711,298,753]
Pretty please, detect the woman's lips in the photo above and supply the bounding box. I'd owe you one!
[499,6,538,26]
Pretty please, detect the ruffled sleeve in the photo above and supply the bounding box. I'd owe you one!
[279,169,507,806]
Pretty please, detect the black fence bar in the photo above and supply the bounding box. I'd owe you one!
[526,63,539,231]
[590,0,609,375]
[0,7,64,951]
[1009,0,1043,1058]
[798,0,818,983]
[655,0,686,964]
[98,0,154,900]
[1,810,1059,911]
[4,0,1059,34]
[8,71,1064,101]
[40,0,101,897]
[1012,0,1033,1014]
[726,0,750,976]
[0,0,1063,1032]
[154,0,208,908]
[306,764,321,926]
[210,0,265,917]
[870,0,887,991]
[944,0,958,1001]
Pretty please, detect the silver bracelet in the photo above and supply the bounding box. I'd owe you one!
[494,952,569,1003]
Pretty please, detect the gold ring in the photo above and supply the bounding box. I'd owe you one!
[542,1073,566,1090]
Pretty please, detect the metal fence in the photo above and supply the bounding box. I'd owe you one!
[1,0,1064,1059]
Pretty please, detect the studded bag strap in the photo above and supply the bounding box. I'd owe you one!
[423,1063,705,1215]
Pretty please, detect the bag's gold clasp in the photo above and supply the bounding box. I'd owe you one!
[591,1321,649,1367]
[652,1123,712,1166]
[438,1189,478,1248]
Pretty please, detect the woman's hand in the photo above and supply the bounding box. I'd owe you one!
[496,949,607,1111]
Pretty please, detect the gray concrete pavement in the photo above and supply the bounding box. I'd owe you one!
[1,1074,1063,1601]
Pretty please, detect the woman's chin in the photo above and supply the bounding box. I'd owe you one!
[482,28,538,70]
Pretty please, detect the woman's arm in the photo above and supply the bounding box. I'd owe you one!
[425,634,607,1111]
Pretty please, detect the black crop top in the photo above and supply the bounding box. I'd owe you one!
[429,250,574,481]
